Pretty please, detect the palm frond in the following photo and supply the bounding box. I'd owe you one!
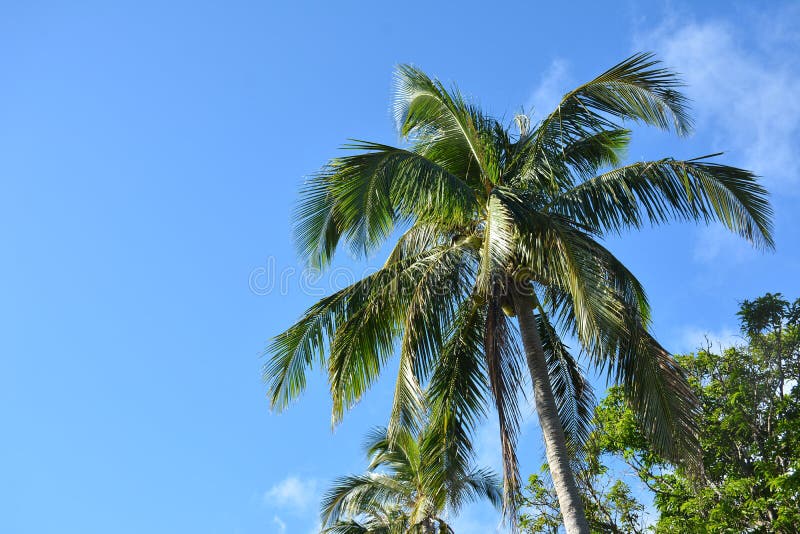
[535,311,595,453]
[499,192,650,353]
[426,299,489,510]
[536,52,692,146]
[547,156,774,248]
[560,128,631,179]
[388,243,478,437]
[321,473,410,528]
[610,325,702,468]
[484,287,525,518]
[327,298,400,424]
[394,64,499,187]
[265,244,459,413]
[539,259,700,468]
[475,192,517,295]
[346,141,480,224]
[384,222,449,264]
[329,243,475,424]
[294,170,343,269]
[462,467,504,509]
[321,520,370,534]
[514,52,691,197]
[363,427,420,485]
[294,141,480,267]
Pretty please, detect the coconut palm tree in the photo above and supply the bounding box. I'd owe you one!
[264,54,773,533]
[320,426,502,533]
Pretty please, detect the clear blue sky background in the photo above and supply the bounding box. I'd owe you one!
[2,1,798,532]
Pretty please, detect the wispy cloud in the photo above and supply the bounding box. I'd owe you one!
[692,223,757,265]
[635,6,800,190]
[263,476,318,512]
[527,59,570,120]
[632,4,800,264]
[678,325,741,353]
[272,515,287,534]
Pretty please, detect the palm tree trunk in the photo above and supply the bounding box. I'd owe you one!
[513,289,590,534]
[419,517,436,534]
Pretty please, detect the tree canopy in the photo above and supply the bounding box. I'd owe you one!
[519,293,800,533]
[321,425,502,533]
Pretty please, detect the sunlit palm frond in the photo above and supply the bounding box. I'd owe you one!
[321,519,370,534]
[265,244,461,412]
[294,170,343,269]
[389,242,479,437]
[560,128,631,179]
[363,427,421,489]
[384,222,450,264]
[394,64,500,187]
[509,208,699,464]
[329,243,476,424]
[517,52,691,197]
[475,192,518,295]
[543,272,701,469]
[323,424,500,533]
[343,141,480,224]
[296,141,480,264]
[500,192,649,352]
[611,325,702,468]
[534,53,692,150]
[547,156,774,248]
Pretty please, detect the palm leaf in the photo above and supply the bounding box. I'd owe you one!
[534,52,692,151]
[610,324,702,467]
[394,64,498,187]
[329,243,475,423]
[426,299,489,509]
[265,245,458,412]
[535,311,595,453]
[320,473,410,528]
[294,141,479,266]
[548,156,774,249]
[484,286,526,518]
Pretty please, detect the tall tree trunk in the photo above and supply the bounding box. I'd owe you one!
[513,289,590,534]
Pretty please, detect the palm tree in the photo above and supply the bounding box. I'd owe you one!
[320,426,502,533]
[265,54,773,533]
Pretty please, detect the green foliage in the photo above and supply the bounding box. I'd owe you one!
[520,294,800,532]
[651,294,800,532]
[518,397,652,533]
[320,425,501,533]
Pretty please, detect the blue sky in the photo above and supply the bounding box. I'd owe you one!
[2,1,798,532]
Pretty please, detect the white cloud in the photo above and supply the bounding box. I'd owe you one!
[636,8,800,190]
[692,223,757,265]
[272,515,287,534]
[631,5,800,263]
[527,59,570,120]
[264,476,318,512]
[678,325,741,353]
